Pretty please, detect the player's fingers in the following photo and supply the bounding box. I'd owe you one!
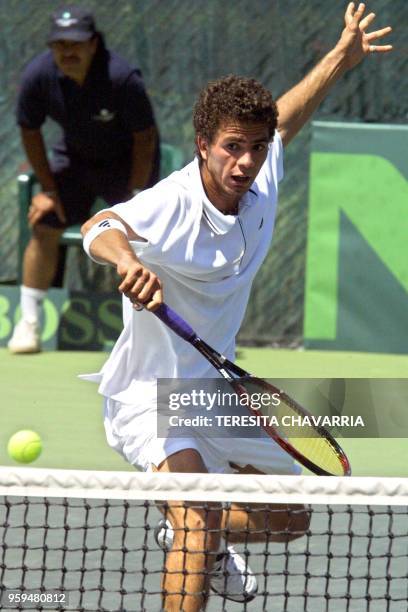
[145,286,163,312]
[118,266,143,292]
[119,267,157,300]
[359,12,375,30]
[366,26,392,41]
[344,2,355,25]
[347,2,366,24]
[127,271,154,300]
[136,274,161,303]
[368,44,393,53]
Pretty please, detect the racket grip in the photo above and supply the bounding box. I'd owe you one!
[153,303,197,342]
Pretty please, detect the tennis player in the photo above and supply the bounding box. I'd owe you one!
[81,4,392,610]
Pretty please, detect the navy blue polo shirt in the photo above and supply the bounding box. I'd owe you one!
[17,44,157,165]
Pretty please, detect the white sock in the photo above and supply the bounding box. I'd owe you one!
[20,286,46,324]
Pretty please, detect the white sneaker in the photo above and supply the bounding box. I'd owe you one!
[211,545,257,602]
[8,319,41,354]
[154,519,258,603]
[154,518,174,550]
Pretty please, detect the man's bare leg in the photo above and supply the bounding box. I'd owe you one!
[23,224,64,289]
[152,458,309,610]
[224,463,311,544]
[8,224,64,352]
[153,449,221,612]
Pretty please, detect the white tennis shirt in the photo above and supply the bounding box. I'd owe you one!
[87,133,283,402]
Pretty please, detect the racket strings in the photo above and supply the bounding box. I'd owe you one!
[238,378,348,476]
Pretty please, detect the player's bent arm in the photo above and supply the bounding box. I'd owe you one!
[81,212,137,265]
[81,211,144,248]
[277,2,392,146]
[276,48,347,147]
[81,212,163,310]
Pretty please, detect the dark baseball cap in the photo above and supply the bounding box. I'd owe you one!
[48,6,96,43]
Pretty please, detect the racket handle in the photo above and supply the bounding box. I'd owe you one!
[153,303,197,342]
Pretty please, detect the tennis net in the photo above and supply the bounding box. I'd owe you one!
[0,467,406,611]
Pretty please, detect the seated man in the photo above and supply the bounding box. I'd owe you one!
[9,6,159,354]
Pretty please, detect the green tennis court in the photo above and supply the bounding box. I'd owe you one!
[1,347,407,477]
[1,346,407,611]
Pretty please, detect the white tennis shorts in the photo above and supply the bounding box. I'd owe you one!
[103,393,301,475]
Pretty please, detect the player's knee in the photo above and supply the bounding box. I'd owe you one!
[261,503,311,543]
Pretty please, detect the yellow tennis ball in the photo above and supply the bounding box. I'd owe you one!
[7,430,42,464]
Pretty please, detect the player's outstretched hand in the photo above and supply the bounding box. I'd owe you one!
[117,255,163,312]
[336,2,392,71]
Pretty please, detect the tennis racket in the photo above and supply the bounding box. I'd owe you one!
[153,303,351,477]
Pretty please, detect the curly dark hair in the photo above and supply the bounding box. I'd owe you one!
[193,75,278,146]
